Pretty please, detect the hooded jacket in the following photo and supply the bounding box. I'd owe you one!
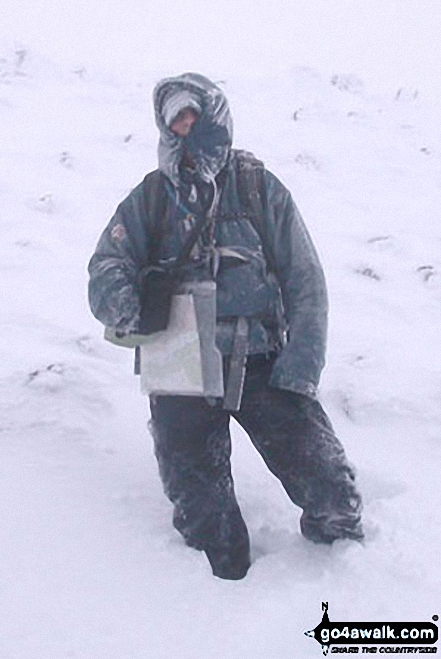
[88,73,328,398]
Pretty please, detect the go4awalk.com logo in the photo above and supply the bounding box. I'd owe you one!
[305,603,438,655]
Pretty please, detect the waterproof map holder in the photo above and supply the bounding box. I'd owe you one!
[140,281,223,397]
[105,281,224,398]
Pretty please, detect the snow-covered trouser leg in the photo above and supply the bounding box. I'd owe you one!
[149,395,251,579]
[234,356,363,544]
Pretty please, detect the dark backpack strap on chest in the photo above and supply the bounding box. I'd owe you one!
[141,169,169,265]
[234,150,277,275]
[133,171,168,374]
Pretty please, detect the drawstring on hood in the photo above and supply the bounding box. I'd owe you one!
[153,73,233,188]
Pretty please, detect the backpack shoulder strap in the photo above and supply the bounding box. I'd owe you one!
[234,150,277,274]
[133,171,168,374]
[141,169,168,265]
[141,157,277,273]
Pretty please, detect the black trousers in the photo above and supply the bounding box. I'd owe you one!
[149,355,363,579]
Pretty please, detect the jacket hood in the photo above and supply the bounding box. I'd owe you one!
[153,73,233,187]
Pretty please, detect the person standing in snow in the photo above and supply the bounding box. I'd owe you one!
[88,73,363,580]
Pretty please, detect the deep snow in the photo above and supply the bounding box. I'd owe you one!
[1,4,441,657]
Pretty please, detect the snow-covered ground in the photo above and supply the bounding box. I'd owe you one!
[1,3,441,657]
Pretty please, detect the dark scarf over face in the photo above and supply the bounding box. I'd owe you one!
[153,72,233,188]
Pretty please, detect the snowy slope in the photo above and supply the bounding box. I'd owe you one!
[1,13,441,659]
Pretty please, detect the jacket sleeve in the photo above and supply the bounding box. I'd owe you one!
[87,184,150,331]
[265,170,328,398]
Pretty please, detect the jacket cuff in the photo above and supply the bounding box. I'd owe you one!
[269,367,318,399]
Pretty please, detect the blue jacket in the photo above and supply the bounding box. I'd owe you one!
[88,74,328,398]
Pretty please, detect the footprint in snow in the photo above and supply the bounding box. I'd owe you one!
[416,265,437,283]
[27,363,66,390]
[28,192,55,214]
[354,265,382,281]
[394,87,419,102]
[331,73,364,94]
[367,235,395,251]
[294,152,321,172]
[59,151,74,168]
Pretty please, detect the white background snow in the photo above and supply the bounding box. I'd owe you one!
[1,1,441,657]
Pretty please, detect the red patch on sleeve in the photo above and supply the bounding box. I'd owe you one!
[110,223,127,241]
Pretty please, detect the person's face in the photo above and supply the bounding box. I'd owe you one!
[170,107,199,137]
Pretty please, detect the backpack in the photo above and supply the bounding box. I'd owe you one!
[142,149,276,274]
[134,151,278,375]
